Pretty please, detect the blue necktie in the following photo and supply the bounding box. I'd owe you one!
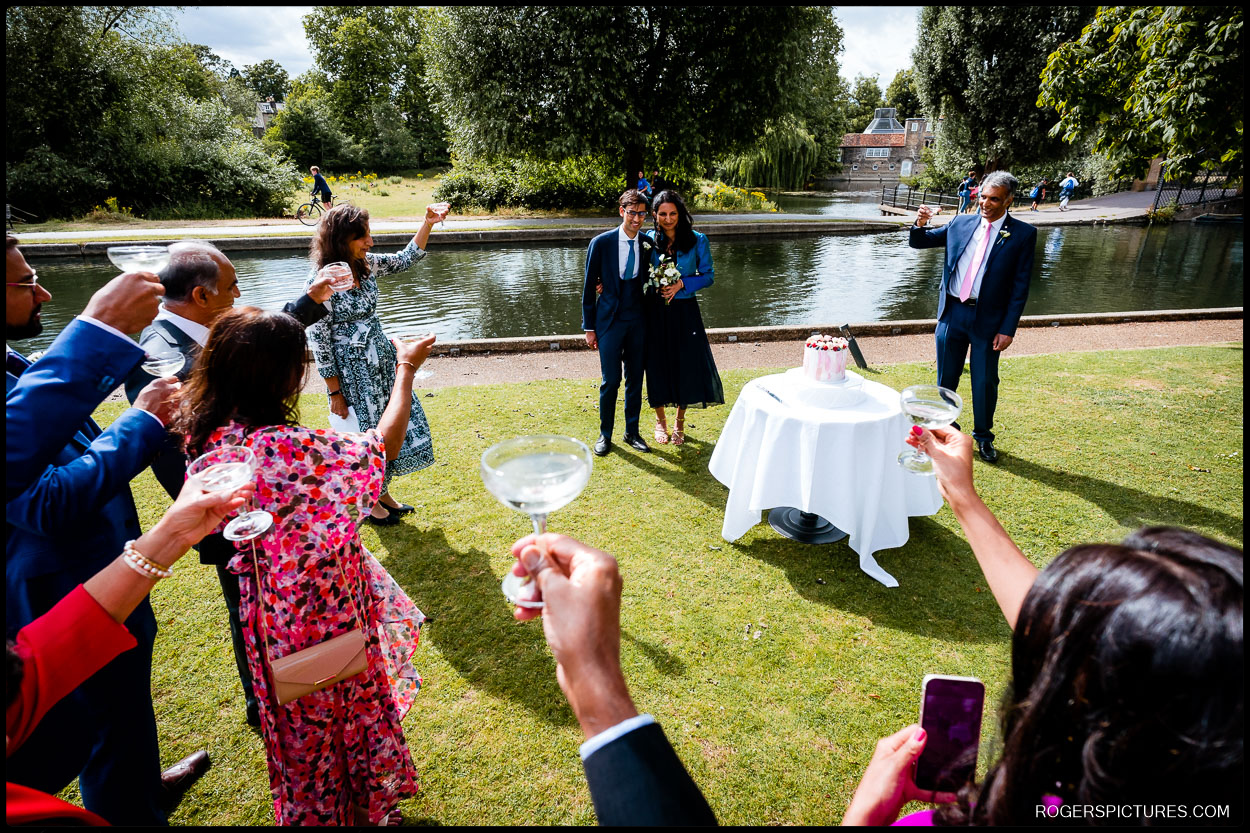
[623,238,635,280]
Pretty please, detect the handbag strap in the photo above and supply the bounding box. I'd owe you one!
[236,429,369,665]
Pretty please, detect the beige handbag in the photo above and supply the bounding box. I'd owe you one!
[252,550,368,706]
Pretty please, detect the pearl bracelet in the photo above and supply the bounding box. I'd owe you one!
[122,539,174,580]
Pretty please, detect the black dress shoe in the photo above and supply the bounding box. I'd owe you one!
[623,433,650,453]
[976,439,999,463]
[593,435,611,456]
[366,511,401,526]
[159,749,211,811]
[384,502,415,516]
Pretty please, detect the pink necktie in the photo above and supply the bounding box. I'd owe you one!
[961,221,993,302]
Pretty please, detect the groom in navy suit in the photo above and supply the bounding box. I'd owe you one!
[909,171,1036,463]
[582,190,654,456]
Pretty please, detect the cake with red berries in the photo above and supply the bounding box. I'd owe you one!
[802,334,849,383]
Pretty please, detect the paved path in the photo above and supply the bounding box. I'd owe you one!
[15,191,1163,243]
[879,190,1159,227]
[307,318,1243,392]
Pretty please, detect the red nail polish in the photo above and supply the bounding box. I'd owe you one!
[911,425,923,436]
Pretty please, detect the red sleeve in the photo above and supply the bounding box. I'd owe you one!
[6,585,137,752]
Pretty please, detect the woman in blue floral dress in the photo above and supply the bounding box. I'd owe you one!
[306,203,449,525]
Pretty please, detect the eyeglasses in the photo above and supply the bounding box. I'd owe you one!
[623,210,648,218]
[6,273,39,288]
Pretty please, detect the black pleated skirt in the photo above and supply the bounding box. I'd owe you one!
[643,293,725,409]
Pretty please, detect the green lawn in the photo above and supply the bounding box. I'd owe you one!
[66,344,1243,825]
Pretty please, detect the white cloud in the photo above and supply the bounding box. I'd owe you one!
[835,6,921,84]
[171,6,316,75]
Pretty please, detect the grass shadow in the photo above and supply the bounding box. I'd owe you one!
[996,451,1242,541]
[732,516,1009,644]
[622,630,688,678]
[610,441,725,511]
[370,523,576,728]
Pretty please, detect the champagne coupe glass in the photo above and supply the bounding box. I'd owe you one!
[107,245,170,274]
[140,345,185,377]
[431,201,450,230]
[188,445,273,540]
[320,261,355,293]
[480,435,593,608]
[897,385,963,475]
[404,333,435,381]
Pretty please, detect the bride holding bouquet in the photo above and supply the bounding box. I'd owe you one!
[643,190,724,445]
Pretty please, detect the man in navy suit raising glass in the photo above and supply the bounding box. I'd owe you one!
[909,171,1036,463]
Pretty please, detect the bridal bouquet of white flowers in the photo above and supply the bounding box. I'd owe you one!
[647,255,683,304]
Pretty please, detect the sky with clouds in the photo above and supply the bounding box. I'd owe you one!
[171,5,921,83]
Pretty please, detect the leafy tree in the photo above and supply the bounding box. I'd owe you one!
[262,79,364,171]
[844,74,885,133]
[1038,6,1243,180]
[302,6,447,169]
[221,76,260,122]
[884,69,923,120]
[6,6,296,219]
[424,6,840,185]
[913,6,1094,173]
[188,44,237,83]
[242,59,291,102]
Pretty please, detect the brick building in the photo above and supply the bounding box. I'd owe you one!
[826,108,937,187]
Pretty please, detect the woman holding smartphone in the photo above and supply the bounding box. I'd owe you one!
[842,427,1243,825]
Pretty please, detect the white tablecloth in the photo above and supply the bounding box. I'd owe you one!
[708,369,943,587]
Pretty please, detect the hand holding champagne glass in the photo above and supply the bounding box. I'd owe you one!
[394,332,436,380]
[187,445,272,540]
[897,385,963,475]
[140,345,185,377]
[319,261,355,293]
[915,205,940,227]
[481,436,593,609]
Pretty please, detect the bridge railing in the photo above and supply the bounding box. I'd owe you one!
[1152,168,1242,211]
[880,185,961,212]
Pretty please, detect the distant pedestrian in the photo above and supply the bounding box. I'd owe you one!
[956,170,977,214]
[1028,178,1048,212]
[1058,172,1079,211]
[636,171,653,201]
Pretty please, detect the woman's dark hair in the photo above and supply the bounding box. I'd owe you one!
[174,307,306,456]
[936,527,1243,825]
[651,189,696,255]
[310,203,371,282]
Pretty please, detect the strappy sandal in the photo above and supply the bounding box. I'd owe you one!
[671,417,685,446]
[654,419,670,444]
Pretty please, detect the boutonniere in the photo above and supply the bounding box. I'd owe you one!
[641,239,652,252]
[997,229,1011,243]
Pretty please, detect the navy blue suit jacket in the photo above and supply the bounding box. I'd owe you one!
[583,722,717,826]
[581,228,653,336]
[908,213,1036,339]
[6,319,166,630]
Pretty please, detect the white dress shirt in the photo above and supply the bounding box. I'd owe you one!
[579,713,657,761]
[617,225,642,280]
[153,306,210,347]
[950,213,1008,301]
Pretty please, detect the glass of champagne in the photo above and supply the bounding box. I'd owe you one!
[320,261,355,293]
[107,245,170,274]
[403,333,435,381]
[480,435,593,608]
[187,445,273,540]
[431,201,450,230]
[140,345,185,377]
[897,385,963,475]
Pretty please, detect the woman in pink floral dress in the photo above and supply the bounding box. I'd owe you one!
[174,307,435,825]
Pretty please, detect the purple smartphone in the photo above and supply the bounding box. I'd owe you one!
[914,674,985,792]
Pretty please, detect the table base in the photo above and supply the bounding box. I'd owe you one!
[767,508,848,545]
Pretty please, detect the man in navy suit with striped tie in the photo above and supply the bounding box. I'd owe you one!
[6,235,210,824]
[582,190,654,456]
[908,171,1036,463]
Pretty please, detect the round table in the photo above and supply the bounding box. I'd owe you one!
[708,369,943,587]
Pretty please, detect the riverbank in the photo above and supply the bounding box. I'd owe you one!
[13,191,1176,251]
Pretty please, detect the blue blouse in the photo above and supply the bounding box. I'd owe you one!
[650,229,714,299]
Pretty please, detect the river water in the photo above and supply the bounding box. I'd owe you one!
[20,194,1244,353]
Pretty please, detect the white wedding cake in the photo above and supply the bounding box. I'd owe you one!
[802,334,850,383]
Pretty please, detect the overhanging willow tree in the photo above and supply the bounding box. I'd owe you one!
[424,6,838,186]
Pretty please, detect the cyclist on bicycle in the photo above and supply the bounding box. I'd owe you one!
[310,166,332,210]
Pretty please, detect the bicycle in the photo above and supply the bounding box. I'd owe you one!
[295,194,347,226]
